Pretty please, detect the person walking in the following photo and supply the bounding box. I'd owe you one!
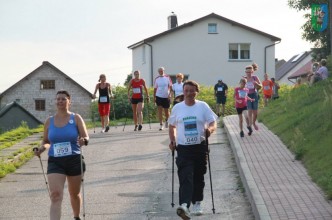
[214,79,228,117]
[262,73,273,107]
[34,90,89,220]
[234,78,255,137]
[168,80,217,219]
[127,70,150,131]
[271,77,280,100]
[245,64,262,133]
[92,74,113,133]
[153,67,172,131]
[172,73,184,105]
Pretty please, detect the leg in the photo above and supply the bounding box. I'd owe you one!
[48,173,66,220]
[157,106,163,125]
[238,113,243,131]
[137,102,143,125]
[164,108,170,122]
[221,104,225,116]
[192,155,207,204]
[215,103,220,116]
[176,156,194,207]
[132,104,138,126]
[253,110,258,130]
[67,175,83,219]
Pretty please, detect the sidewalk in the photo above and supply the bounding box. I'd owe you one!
[223,115,332,220]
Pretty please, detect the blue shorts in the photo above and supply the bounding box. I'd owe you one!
[216,96,226,105]
[247,93,259,110]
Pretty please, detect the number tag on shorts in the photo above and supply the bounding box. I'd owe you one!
[133,88,141,94]
[100,96,108,103]
[54,142,72,157]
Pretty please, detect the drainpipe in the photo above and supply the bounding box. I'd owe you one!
[145,42,154,87]
[264,40,281,73]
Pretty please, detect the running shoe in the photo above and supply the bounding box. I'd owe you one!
[176,203,191,220]
[159,124,164,131]
[134,125,138,131]
[247,126,253,136]
[105,126,110,132]
[138,124,142,131]
[192,201,203,216]
[165,120,169,128]
[101,128,105,133]
[240,131,244,137]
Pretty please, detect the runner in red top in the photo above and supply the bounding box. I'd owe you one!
[262,73,273,107]
[127,70,150,131]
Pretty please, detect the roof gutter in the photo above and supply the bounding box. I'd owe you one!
[264,40,281,73]
[145,42,154,87]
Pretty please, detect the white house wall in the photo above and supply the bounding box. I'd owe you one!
[131,17,277,87]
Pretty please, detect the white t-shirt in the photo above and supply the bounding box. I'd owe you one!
[154,75,172,98]
[169,100,217,145]
[172,82,184,97]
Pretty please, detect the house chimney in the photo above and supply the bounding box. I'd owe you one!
[168,12,178,29]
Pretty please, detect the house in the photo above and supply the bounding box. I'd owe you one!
[0,101,43,132]
[128,12,281,87]
[275,51,313,85]
[0,61,93,122]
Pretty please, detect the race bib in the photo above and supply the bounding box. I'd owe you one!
[100,96,108,103]
[54,142,72,157]
[264,85,270,90]
[133,88,141,94]
[238,90,246,98]
[246,82,254,89]
[217,87,223,92]
[183,117,199,145]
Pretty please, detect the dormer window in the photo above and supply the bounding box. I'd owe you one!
[208,23,217,34]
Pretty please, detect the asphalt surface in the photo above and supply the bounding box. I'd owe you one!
[0,122,254,220]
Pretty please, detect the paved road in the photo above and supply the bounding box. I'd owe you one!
[0,123,254,219]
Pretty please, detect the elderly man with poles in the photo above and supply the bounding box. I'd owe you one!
[168,80,217,219]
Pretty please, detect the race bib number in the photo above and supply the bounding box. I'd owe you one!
[133,88,141,94]
[183,117,199,145]
[238,90,246,98]
[264,85,270,90]
[246,82,254,89]
[217,87,223,92]
[100,96,108,103]
[54,142,72,157]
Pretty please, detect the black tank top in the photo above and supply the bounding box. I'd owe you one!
[98,84,110,103]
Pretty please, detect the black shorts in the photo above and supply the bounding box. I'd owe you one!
[47,155,86,176]
[131,98,143,104]
[236,106,247,114]
[155,96,170,108]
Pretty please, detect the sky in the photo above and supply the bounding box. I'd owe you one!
[0,0,313,93]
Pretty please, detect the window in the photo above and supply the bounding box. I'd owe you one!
[35,100,45,111]
[229,43,251,60]
[40,80,55,90]
[208,23,217,34]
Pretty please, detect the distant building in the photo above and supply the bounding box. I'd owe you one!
[0,101,43,132]
[0,61,93,122]
[276,51,313,85]
[128,12,281,86]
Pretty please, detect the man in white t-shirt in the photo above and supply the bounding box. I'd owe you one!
[169,80,217,219]
[153,67,173,130]
[172,73,184,106]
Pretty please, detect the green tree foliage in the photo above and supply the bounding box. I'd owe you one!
[288,0,331,59]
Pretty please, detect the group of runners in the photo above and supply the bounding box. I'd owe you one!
[33,64,284,220]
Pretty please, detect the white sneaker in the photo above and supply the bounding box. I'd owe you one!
[101,128,105,133]
[192,201,203,216]
[176,203,191,220]
[165,121,169,128]
[159,124,164,131]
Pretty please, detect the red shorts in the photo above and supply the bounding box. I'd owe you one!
[264,94,272,99]
[98,103,110,116]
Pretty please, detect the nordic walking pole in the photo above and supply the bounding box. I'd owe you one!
[146,96,151,129]
[33,147,51,198]
[206,132,216,214]
[111,96,117,128]
[80,149,86,220]
[171,149,175,207]
[122,99,128,131]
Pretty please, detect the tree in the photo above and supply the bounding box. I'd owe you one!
[288,0,331,60]
[124,73,132,86]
